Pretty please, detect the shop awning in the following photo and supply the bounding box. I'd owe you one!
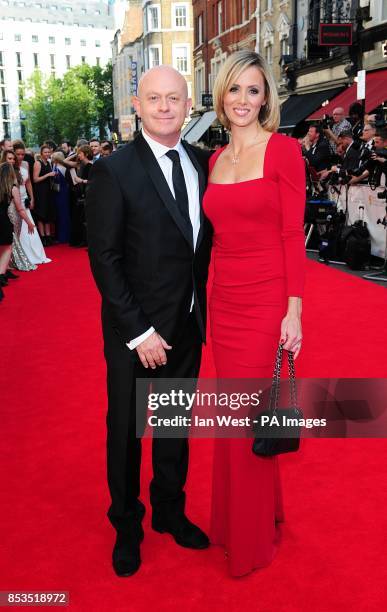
[183,110,217,143]
[308,69,387,120]
[181,115,202,138]
[280,87,344,129]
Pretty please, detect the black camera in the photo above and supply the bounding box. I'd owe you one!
[321,114,334,130]
[326,167,351,186]
[24,196,31,209]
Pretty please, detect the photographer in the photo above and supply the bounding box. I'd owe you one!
[322,107,352,153]
[348,123,376,186]
[304,123,333,175]
[318,130,361,187]
[348,102,365,144]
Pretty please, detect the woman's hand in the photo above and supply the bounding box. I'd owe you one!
[27,221,35,235]
[280,313,302,360]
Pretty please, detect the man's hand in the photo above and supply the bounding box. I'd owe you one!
[136,332,172,369]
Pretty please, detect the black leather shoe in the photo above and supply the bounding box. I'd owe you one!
[6,270,19,280]
[0,286,4,301]
[0,275,8,287]
[112,526,144,577]
[152,513,209,549]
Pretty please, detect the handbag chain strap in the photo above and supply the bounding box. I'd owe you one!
[268,344,298,413]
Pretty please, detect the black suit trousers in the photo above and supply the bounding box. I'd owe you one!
[103,310,202,533]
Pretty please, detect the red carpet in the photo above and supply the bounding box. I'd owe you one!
[1,246,387,611]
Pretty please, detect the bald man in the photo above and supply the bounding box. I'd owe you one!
[323,106,352,153]
[86,66,213,577]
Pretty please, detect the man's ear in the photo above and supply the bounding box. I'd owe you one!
[186,98,193,117]
[132,96,141,116]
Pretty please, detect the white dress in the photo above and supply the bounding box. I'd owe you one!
[19,165,51,264]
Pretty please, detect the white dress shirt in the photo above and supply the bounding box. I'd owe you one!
[127,128,201,350]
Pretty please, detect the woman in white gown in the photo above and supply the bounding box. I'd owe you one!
[14,142,51,265]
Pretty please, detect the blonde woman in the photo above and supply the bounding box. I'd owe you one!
[203,50,306,576]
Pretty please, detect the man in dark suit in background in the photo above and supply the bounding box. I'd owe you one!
[86,66,213,577]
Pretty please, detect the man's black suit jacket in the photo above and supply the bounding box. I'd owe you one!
[86,133,213,353]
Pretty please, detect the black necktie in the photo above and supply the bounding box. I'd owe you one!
[165,150,191,226]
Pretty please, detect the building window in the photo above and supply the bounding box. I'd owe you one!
[65,38,71,45]
[217,1,223,35]
[280,38,290,57]
[0,52,3,66]
[17,70,22,83]
[195,64,205,107]
[147,5,160,31]
[33,53,39,68]
[32,35,38,43]
[197,13,203,46]
[96,57,100,66]
[49,36,55,44]
[265,0,273,11]
[265,44,273,64]
[81,8,86,14]
[14,34,21,42]
[81,56,86,64]
[173,3,188,28]
[95,9,100,15]
[66,55,71,69]
[16,51,22,67]
[1,87,7,101]
[95,40,101,47]
[148,45,161,68]
[173,44,189,74]
[50,54,55,69]
[0,69,5,84]
[80,39,86,47]
[2,105,10,120]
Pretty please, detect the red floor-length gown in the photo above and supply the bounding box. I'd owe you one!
[203,132,306,576]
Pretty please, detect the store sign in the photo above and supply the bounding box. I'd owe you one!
[319,23,352,46]
[130,61,138,96]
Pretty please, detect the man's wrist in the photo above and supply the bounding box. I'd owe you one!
[127,326,155,350]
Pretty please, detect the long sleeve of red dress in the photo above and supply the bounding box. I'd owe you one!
[275,137,306,297]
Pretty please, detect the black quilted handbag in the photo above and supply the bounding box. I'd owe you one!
[252,344,302,457]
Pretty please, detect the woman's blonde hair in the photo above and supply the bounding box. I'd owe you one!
[52,151,65,164]
[213,50,280,132]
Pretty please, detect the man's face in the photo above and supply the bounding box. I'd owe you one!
[308,127,319,143]
[338,136,351,152]
[374,136,386,148]
[362,125,375,142]
[90,141,100,156]
[3,139,12,151]
[332,108,345,124]
[133,67,191,145]
[61,143,70,155]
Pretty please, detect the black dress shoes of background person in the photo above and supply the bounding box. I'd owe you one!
[152,513,210,549]
[0,285,4,301]
[0,274,9,287]
[5,270,19,280]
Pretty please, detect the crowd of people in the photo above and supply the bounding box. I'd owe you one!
[298,103,387,194]
[0,136,115,302]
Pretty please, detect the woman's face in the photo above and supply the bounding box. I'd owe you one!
[15,148,25,164]
[5,152,16,165]
[41,147,50,161]
[77,151,85,163]
[223,66,267,130]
